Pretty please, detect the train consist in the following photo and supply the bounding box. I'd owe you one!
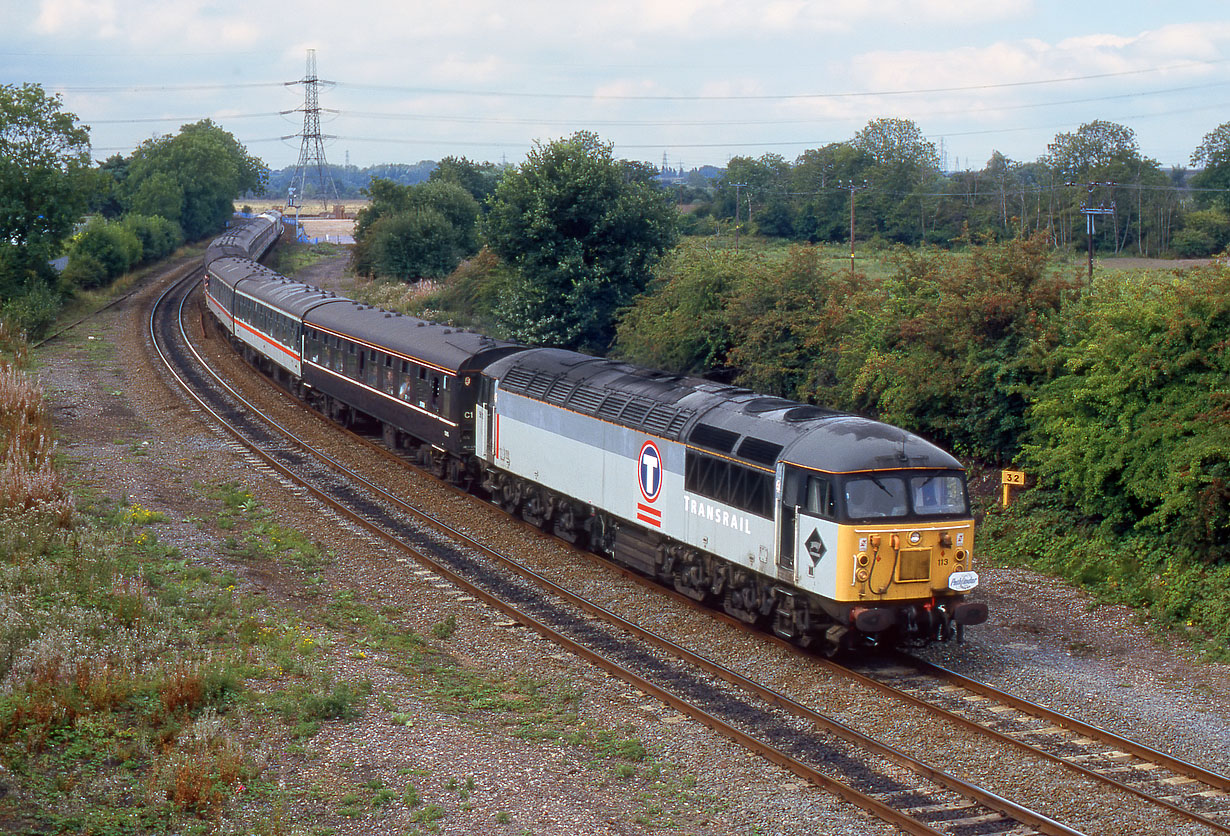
[202,212,987,654]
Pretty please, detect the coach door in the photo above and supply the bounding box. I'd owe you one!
[474,376,495,461]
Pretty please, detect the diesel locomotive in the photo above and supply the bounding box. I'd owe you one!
[202,212,987,655]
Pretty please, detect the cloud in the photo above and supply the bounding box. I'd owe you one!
[33,0,119,38]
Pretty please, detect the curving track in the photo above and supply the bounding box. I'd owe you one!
[149,265,1092,836]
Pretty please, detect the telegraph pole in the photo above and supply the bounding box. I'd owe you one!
[731,183,747,251]
[284,49,339,213]
[1073,181,1115,284]
[840,181,869,279]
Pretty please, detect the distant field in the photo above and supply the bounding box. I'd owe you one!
[234,198,371,218]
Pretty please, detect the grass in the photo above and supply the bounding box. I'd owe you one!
[267,240,347,279]
[2,315,724,832]
[0,467,366,832]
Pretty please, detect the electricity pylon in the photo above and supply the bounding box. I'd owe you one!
[285,49,338,213]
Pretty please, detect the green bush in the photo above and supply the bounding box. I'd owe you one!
[122,213,183,261]
[980,496,1230,659]
[60,251,108,289]
[351,178,480,281]
[1024,266,1230,555]
[67,218,142,286]
[1173,207,1230,258]
[0,279,63,339]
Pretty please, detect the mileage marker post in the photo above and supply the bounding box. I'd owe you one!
[1001,469,1026,507]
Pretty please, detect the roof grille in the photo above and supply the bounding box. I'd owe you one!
[597,393,630,421]
[502,367,537,392]
[642,407,678,435]
[544,377,575,405]
[620,399,651,425]
[689,423,739,453]
[737,437,784,465]
[566,384,605,413]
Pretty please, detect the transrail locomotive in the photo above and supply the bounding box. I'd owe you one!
[202,212,987,655]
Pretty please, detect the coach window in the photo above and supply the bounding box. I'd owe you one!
[430,375,441,410]
[365,350,378,386]
[383,355,395,395]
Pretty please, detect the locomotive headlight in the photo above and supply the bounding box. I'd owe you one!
[954,549,968,567]
[938,531,953,548]
[908,531,922,546]
[856,552,870,567]
[856,568,870,583]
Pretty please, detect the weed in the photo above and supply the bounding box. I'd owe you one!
[430,614,458,640]
[409,803,445,826]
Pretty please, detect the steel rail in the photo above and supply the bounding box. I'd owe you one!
[912,655,1230,792]
[819,654,1230,834]
[152,272,1086,836]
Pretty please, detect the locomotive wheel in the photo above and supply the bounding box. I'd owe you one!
[552,501,584,544]
[521,487,546,528]
[671,549,711,602]
[500,478,523,513]
[722,572,766,624]
[588,512,615,556]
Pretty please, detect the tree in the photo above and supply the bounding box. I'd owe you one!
[351,178,481,280]
[120,120,266,240]
[1191,122,1230,213]
[363,210,461,281]
[0,83,91,299]
[1045,120,1141,181]
[430,155,502,204]
[714,154,790,230]
[483,131,678,352]
[851,118,943,244]
[1043,121,1171,255]
[791,143,873,242]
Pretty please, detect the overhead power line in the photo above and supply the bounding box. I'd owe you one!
[54,57,1226,100]
[333,58,1230,102]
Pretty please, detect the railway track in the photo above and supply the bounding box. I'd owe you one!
[151,269,1092,835]
[840,654,1230,833]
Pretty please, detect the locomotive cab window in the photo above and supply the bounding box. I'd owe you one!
[804,476,836,519]
[843,477,907,519]
[840,471,969,520]
[911,474,968,515]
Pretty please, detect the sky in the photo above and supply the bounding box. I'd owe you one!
[4,0,1230,177]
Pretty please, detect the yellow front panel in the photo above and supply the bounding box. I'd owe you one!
[830,521,975,602]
